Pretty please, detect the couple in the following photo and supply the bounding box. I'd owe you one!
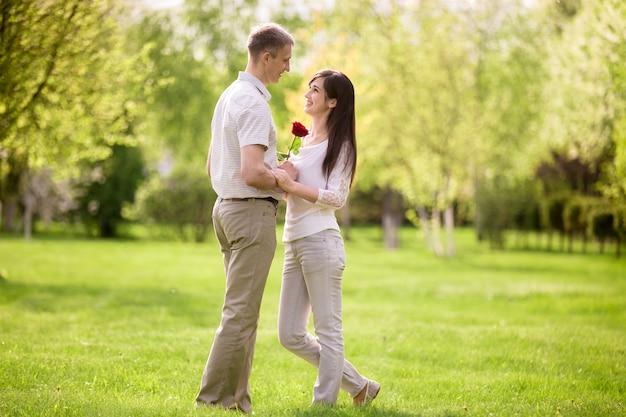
[196,23,380,414]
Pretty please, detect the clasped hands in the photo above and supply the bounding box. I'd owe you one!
[273,161,297,193]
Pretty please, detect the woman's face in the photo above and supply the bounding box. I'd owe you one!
[304,77,336,117]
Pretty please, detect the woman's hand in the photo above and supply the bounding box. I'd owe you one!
[272,167,296,193]
[278,160,298,180]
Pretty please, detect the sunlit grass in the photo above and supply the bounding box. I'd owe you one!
[1,226,624,416]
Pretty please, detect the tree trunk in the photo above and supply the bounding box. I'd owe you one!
[431,208,444,257]
[382,186,399,249]
[416,206,433,251]
[443,204,456,257]
[23,191,35,241]
[2,198,18,232]
[474,200,483,242]
[21,168,39,240]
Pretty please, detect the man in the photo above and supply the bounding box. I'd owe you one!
[195,23,296,414]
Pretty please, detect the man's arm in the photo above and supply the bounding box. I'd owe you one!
[240,144,278,190]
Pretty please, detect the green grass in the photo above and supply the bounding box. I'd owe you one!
[0,227,625,416]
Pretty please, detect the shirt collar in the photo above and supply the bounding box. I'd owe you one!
[238,71,272,102]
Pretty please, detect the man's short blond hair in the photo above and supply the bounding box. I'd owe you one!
[247,23,294,61]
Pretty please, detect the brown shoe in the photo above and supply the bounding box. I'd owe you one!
[353,380,381,406]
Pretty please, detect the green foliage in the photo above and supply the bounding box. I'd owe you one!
[348,1,477,210]
[4,0,626,245]
[0,227,625,416]
[131,10,220,168]
[135,167,216,242]
[75,144,145,238]
[277,137,302,162]
[589,205,622,256]
[142,0,307,167]
[0,0,153,236]
[320,1,556,253]
[542,0,626,205]
[475,4,551,180]
[615,205,626,240]
[475,177,541,249]
[542,194,568,234]
[598,1,626,202]
[0,0,148,169]
[346,186,389,225]
[562,195,596,251]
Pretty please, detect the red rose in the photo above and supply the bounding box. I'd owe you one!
[291,121,309,138]
[279,121,309,161]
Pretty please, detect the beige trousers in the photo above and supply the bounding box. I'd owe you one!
[196,198,277,414]
[277,229,368,404]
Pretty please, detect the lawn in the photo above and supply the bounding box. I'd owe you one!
[0,226,624,416]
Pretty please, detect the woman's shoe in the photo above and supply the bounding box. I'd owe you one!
[353,380,381,406]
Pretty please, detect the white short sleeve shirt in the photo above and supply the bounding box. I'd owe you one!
[209,72,281,200]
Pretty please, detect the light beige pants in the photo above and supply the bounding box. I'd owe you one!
[196,198,277,414]
[278,229,367,405]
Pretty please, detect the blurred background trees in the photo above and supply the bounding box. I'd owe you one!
[1,0,624,254]
[0,0,151,238]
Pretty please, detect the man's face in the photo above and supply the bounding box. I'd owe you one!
[265,43,292,84]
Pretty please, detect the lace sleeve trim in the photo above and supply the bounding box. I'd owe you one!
[315,172,351,209]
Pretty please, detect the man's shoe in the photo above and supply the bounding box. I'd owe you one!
[353,380,381,406]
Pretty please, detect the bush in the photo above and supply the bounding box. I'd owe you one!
[136,168,216,242]
[541,193,568,251]
[562,195,598,253]
[589,204,621,256]
[75,144,145,238]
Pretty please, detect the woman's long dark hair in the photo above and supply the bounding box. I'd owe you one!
[310,69,357,187]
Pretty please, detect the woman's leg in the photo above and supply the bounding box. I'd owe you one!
[278,230,369,403]
[278,240,322,366]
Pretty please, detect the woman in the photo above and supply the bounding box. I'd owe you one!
[272,69,380,406]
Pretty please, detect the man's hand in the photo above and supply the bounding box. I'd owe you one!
[278,160,298,181]
[272,167,296,193]
[272,166,318,203]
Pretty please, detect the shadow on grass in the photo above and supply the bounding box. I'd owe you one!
[0,278,216,328]
[290,406,466,417]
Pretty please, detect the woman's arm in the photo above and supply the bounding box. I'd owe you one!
[272,169,318,203]
[272,164,351,209]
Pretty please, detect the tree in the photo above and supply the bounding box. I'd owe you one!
[323,0,479,255]
[75,144,145,238]
[0,0,145,166]
[541,0,625,202]
[586,1,626,203]
[0,0,151,234]
[471,2,552,248]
